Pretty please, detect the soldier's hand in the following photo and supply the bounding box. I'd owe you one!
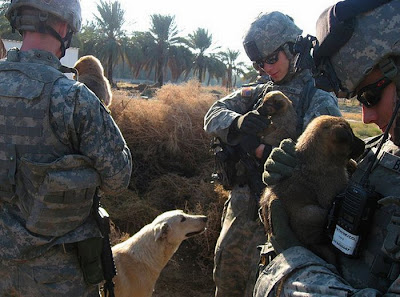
[262,138,297,186]
[235,110,270,136]
[269,199,302,253]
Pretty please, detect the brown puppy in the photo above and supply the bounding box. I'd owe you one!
[256,90,298,147]
[73,55,112,107]
[260,115,365,264]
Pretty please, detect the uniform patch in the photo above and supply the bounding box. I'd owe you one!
[380,152,400,174]
[241,87,253,97]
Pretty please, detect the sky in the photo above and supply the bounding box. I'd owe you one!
[81,0,339,64]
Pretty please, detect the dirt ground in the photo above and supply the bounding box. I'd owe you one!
[153,240,215,297]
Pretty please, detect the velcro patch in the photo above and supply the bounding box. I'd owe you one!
[380,152,400,174]
[241,87,253,97]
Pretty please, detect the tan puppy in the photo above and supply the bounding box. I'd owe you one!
[109,210,207,297]
[73,55,112,107]
[256,90,298,147]
[260,115,365,263]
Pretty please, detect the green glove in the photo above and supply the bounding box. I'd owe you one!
[262,138,297,186]
[269,199,302,253]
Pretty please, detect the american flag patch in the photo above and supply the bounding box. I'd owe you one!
[241,87,253,97]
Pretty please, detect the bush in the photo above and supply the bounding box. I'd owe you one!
[104,80,229,278]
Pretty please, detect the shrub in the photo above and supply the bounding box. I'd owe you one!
[104,80,228,275]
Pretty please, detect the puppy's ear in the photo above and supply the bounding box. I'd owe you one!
[332,125,353,144]
[154,222,169,241]
[350,134,365,160]
[272,96,287,113]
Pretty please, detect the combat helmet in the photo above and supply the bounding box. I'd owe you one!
[243,11,302,64]
[314,0,400,97]
[6,0,82,57]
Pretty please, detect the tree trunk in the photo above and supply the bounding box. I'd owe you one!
[107,54,114,86]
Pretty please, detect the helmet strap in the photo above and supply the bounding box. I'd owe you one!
[45,25,69,58]
[392,82,400,146]
[380,58,400,146]
[276,43,295,84]
[379,58,398,80]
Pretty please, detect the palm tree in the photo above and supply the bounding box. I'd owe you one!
[124,32,149,78]
[167,45,194,82]
[0,1,22,40]
[242,65,260,84]
[92,0,126,85]
[147,14,186,86]
[218,49,246,89]
[187,28,215,83]
[206,54,227,85]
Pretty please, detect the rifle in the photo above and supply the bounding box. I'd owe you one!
[211,136,267,220]
[236,147,267,220]
[93,192,117,297]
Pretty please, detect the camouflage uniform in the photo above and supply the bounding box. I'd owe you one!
[255,1,400,296]
[254,138,400,296]
[205,68,341,297]
[0,48,132,296]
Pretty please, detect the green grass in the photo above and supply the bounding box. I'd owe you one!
[349,121,381,139]
[338,99,381,139]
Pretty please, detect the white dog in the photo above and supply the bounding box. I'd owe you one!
[109,210,207,297]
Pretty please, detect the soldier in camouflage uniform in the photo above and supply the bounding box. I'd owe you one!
[255,1,400,296]
[0,1,132,296]
[204,11,341,297]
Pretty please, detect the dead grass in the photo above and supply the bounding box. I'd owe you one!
[103,81,228,295]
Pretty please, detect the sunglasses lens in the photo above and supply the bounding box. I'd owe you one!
[357,92,378,107]
[265,52,279,64]
[357,78,391,108]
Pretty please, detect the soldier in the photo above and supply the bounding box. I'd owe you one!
[204,11,341,297]
[0,0,132,296]
[255,0,400,296]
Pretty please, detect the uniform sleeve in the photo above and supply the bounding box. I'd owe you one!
[254,246,395,297]
[203,87,262,144]
[59,82,132,194]
[303,89,342,129]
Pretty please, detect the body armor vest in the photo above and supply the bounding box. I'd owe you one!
[340,139,400,291]
[0,60,100,237]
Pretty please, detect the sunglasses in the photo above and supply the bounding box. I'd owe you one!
[357,77,392,108]
[256,48,282,69]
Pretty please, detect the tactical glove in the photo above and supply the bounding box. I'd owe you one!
[262,138,297,186]
[269,199,302,253]
[235,110,271,136]
[239,135,261,156]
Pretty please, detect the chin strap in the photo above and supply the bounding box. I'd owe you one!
[393,96,400,146]
[45,24,73,58]
[379,58,400,146]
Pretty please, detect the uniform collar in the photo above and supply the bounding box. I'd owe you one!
[7,48,62,70]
